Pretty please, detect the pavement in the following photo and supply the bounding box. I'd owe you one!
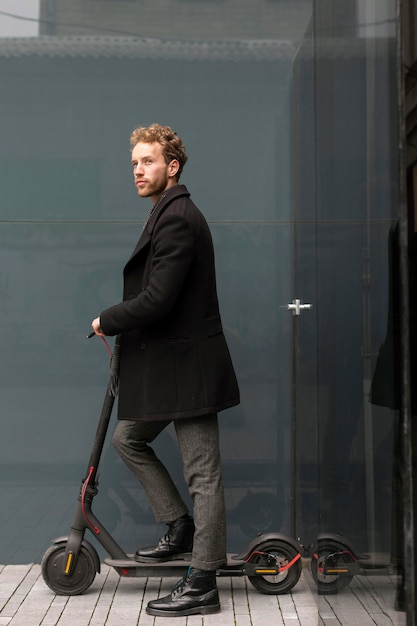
[0,560,407,625]
[0,562,318,626]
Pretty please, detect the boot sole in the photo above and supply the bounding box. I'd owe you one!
[146,603,221,617]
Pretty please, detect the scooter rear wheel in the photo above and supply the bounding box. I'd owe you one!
[247,539,302,595]
[41,542,97,596]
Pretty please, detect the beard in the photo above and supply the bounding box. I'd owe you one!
[137,171,169,200]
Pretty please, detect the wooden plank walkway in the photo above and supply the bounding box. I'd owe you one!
[0,563,406,625]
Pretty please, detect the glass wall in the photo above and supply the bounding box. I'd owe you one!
[0,0,309,562]
[292,0,406,618]
[0,0,408,622]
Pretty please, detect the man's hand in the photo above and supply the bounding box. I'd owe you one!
[91,317,105,336]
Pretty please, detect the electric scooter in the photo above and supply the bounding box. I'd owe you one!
[41,336,303,597]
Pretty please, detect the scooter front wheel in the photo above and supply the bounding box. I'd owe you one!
[247,539,302,595]
[41,542,97,596]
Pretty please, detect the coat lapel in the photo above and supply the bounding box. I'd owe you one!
[125,185,190,267]
[127,226,151,263]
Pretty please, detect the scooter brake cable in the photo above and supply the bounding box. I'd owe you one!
[80,332,114,532]
[87,331,113,358]
[100,336,113,358]
[81,466,101,535]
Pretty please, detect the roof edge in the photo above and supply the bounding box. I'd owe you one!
[0,35,296,62]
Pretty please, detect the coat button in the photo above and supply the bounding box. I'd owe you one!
[140,343,147,350]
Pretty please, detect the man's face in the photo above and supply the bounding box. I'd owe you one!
[131,142,178,204]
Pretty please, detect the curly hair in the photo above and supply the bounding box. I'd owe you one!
[130,123,188,180]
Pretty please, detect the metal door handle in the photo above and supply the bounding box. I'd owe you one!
[287,299,312,316]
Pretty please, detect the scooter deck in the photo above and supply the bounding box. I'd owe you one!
[104,553,254,578]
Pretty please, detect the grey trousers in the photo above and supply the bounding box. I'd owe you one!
[112,413,226,571]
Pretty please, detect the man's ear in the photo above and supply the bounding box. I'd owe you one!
[168,159,180,178]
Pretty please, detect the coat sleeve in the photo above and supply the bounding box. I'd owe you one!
[100,213,196,336]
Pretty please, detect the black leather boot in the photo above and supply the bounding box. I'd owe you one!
[134,515,195,563]
[146,567,220,617]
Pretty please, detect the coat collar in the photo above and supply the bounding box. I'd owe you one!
[145,184,190,234]
[126,184,190,263]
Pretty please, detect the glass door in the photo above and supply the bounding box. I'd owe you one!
[291,1,405,621]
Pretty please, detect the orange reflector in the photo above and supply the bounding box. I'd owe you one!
[65,553,73,575]
[327,569,350,573]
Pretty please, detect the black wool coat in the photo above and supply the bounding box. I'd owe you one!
[100,184,240,421]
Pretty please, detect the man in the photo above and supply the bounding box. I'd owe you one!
[91,123,240,617]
